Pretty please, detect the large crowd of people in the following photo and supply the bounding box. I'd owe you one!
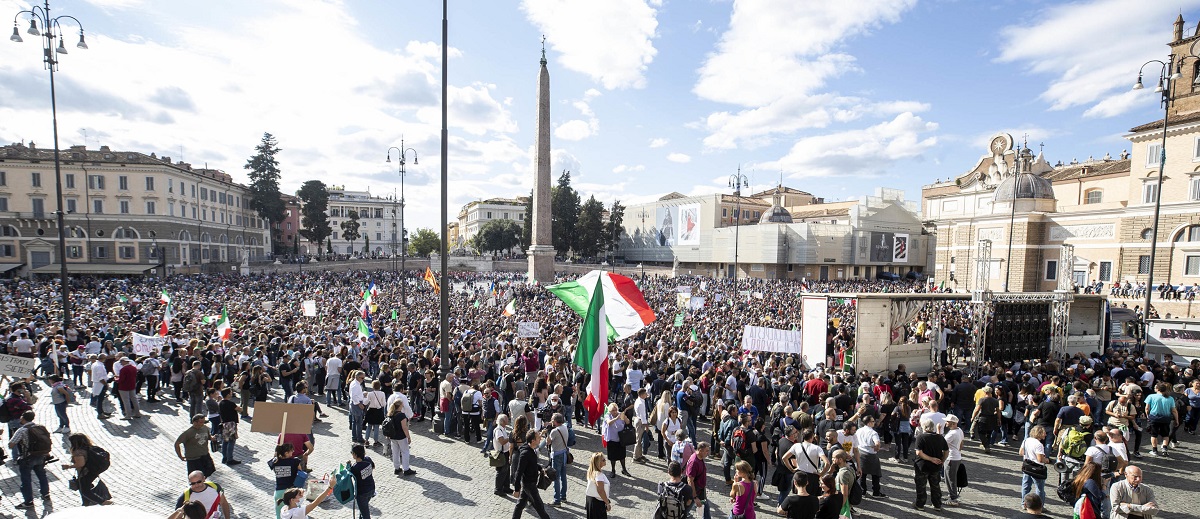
[0,269,1195,519]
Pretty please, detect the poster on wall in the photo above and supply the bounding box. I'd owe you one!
[656,207,675,246]
[869,232,895,262]
[677,204,700,245]
[893,233,909,262]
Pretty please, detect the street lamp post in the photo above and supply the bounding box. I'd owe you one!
[728,168,749,280]
[150,238,166,279]
[11,0,88,330]
[387,140,418,309]
[1133,55,1184,323]
[438,0,450,371]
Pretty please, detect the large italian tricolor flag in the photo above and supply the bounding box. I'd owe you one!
[548,271,654,423]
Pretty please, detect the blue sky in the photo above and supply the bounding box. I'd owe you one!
[2,0,1199,231]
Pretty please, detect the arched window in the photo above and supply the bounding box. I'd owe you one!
[179,230,192,242]
[0,225,18,237]
[1174,225,1200,242]
[1083,189,1102,204]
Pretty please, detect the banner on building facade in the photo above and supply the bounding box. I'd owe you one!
[677,204,701,245]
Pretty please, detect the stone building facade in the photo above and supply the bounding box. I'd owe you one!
[0,142,271,277]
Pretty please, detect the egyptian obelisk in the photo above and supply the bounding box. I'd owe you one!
[528,40,555,284]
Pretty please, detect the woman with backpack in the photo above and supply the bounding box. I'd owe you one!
[62,433,112,506]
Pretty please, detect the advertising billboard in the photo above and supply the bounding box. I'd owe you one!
[868,231,909,263]
[655,207,674,246]
[677,204,700,245]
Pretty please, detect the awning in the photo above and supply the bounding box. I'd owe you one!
[31,263,155,275]
[0,263,23,273]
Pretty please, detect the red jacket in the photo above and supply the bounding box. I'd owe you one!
[116,363,139,391]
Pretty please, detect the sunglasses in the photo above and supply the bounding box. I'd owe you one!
[189,480,205,485]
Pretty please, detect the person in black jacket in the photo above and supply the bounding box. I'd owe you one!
[511,429,550,519]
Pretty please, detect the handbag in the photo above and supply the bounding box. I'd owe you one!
[1021,459,1047,480]
[488,450,508,468]
[69,477,79,491]
[537,463,554,487]
[618,424,636,447]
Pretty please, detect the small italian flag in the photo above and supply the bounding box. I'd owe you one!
[201,315,221,324]
[159,289,171,305]
[214,307,231,341]
[356,317,373,339]
[502,299,516,317]
[158,303,173,336]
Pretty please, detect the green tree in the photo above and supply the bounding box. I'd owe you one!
[475,219,522,256]
[521,191,532,251]
[576,195,605,258]
[244,132,287,254]
[363,236,370,254]
[340,210,361,252]
[551,170,580,257]
[326,237,332,254]
[409,228,440,257]
[604,199,626,259]
[296,180,333,248]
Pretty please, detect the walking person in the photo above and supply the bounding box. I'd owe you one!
[363,380,387,446]
[603,402,632,477]
[686,442,712,519]
[183,361,205,419]
[268,444,302,519]
[62,433,112,506]
[548,413,570,506]
[1019,425,1050,510]
[49,374,73,433]
[585,452,612,519]
[175,414,216,477]
[143,351,163,402]
[385,400,416,476]
[512,428,551,519]
[9,411,52,511]
[217,388,242,465]
[856,415,886,498]
[348,444,376,519]
[912,417,948,511]
[1144,383,1179,457]
[91,355,112,419]
[349,370,367,444]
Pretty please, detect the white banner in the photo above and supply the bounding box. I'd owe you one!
[0,353,36,378]
[132,333,169,355]
[517,321,541,338]
[262,301,275,311]
[688,296,706,310]
[741,325,802,354]
[302,300,317,317]
[801,296,829,369]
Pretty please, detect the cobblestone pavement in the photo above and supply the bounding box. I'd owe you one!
[1,381,1197,519]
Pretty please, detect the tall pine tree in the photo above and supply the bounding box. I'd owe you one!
[551,170,580,257]
[244,133,287,254]
[296,180,333,250]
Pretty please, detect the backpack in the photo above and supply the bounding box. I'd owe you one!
[86,445,111,474]
[731,426,751,457]
[332,465,356,505]
[848,477,864,506]
[671,440,694,466]
[484,393,498,420]
[1096,445,1118,473]
[25,424,52,458]
[1061,427,1088,460]
[718,418,737,448]
[0,397,15,422]
[140,359,158,376]
[654,481,687,519]
[1055,476,1075,505]
[181,371,199,393]
[461,389,480,414]
[382,413,406,440]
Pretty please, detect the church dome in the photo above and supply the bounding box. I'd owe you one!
[992,173,1054,203]
[760,204,793,224]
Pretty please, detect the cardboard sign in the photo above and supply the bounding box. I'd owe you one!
[262,301,275,311]
[131,333,168,355]
[249,401,315,435]
[517,321,541,338]
[0,354,35,378]
[741,325,803,354]
[302,300,317,317]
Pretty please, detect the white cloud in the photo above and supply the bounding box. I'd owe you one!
[753,112,938,178]
[649,137,669,148]
[612,164,645,174]
[520,0,661,89]
[693,0,924,149]
[996,0,1200,117]
[553,90,601,141]
[667,152,691,163]
[0,0,521,232]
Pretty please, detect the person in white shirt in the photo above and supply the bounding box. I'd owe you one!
[348,371,367,444]
[626,363,644,392]
[921,401,948,435]
[1019,425,1050,508]
[90,354,111,419]
[324,355,344,406]
[781,429,828,496]
[943,414,965,505]
[633,388,650,462]
[856,415,885,498]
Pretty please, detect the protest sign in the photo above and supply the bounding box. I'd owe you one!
[0,354,36,378]
[517,321,541,338]
[302,300,317,317]
[740,325,802,354]
[132,333,168,355]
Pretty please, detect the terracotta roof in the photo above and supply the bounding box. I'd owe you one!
[1040,159,1130,181]
[1129,111,1200,133]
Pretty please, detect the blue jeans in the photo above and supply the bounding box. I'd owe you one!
[18,455,49,503]
[281,379,294,401]
[699,496,711,519]
[482,419,496,452]
[350,405,365,443]
[366,423,381,443]
[551,450,568,503]
[54,402,70,430]
[355,492,372,519]
[443,408,457,436]
[221,436,237,462]
[1021,473,1045,506]
[564,404,575,426]
[686,415,698,443]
